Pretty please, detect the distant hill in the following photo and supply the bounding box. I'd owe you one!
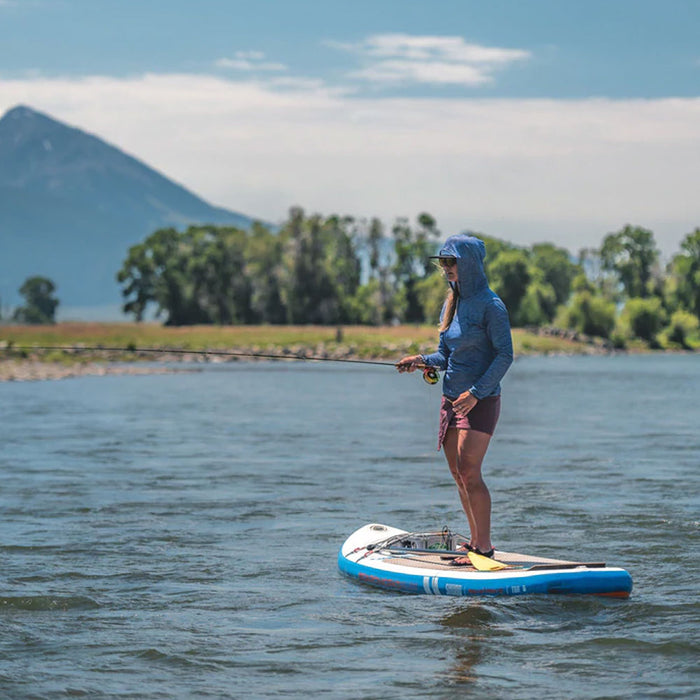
[0,105,259,311]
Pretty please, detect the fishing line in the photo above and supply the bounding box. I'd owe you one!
[6,344,441,384]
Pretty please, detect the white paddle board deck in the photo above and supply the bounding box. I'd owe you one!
[339,524,632,598]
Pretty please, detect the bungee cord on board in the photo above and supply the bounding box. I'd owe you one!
[5,344,441,385]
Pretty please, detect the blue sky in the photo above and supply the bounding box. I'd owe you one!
[2,0,699,98]
[1,0,699,253]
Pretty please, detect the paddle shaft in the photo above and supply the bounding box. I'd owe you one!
[383,546,606,570]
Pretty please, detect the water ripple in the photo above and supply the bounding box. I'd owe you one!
[0,356,698,699]
[0,595,100,611]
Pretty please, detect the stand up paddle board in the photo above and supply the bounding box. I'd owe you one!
[339,524,632,598]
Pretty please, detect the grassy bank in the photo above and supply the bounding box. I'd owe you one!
[1,322,607,362]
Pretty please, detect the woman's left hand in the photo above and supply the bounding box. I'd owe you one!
[452,390,478,417]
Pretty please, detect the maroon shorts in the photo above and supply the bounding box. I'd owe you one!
[438,394,501,449]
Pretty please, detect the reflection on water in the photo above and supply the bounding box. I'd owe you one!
[440,605,491,685]
[441,604,499,630]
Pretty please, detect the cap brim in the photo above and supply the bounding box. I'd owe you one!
[429,255,457,259]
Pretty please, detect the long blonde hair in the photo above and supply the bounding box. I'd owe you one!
[439,287,458,332]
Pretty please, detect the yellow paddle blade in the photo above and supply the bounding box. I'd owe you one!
[467,551,509,571]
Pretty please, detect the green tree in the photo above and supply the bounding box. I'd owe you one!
[660,310,700,349]
[279,207,320,323]
[367,217,384,280]
[571,271,595,294]
[600,225,659,298]
[352,273,397,325]
[576,246,621,302]
[483,242,578,326]
[620,297,667,345]
[117,227,179,322]
[487,249,531,325]
[391,213,440,322]
[351,216,394,324]
[117,211,365,326]
[246,222,286,324]
[415,270,448,325]
[565,291,616,339]
[518,273,558,326]
[479,234,517,278]
[665,228,700,318]
[117,225,255,325]
[530,243,580,306]
[323,215,362,322]
[13,276,59,324]
[349,279,384,325]
[189,226,252,324]
[277,208,362,324]
[415,213,441,275]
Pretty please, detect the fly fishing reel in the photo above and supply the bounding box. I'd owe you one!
[395,357,440,385]
[422,366,440,385]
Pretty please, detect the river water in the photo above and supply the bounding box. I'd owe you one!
[1,354,698,699]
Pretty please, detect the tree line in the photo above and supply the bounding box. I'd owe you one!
[115,207,443,327]
[114,207,700,348]
[4,206,700,349]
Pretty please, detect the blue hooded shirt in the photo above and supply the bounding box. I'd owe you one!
[421,234,513,400]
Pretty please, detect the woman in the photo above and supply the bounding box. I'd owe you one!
[397,234,513,563]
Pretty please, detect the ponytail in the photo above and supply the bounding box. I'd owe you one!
[439,287,457,332]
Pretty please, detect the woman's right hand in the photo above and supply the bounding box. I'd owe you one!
[395,354,422,373]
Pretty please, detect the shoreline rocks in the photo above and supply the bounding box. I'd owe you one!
[0,360,197,382]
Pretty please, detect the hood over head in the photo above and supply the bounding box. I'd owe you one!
[435,234,488,298]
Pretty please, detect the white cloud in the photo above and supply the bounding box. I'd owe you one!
[360,34,530,65]
[353,60,490,86]
[216,50,287,72]
[331,33,530,87]
[1,73,698,253]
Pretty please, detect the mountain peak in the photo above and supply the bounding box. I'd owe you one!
[0,104,257,308]
[1,104,44,120]
[0,103,117,187]
[0,104,62,134]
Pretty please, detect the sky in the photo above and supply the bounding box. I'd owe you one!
[1,0,699,255]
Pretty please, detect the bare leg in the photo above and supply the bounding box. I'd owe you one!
[442,427,476,541]
[443,427,493,557]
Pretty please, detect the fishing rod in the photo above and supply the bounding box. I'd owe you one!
[6,344,441,384]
